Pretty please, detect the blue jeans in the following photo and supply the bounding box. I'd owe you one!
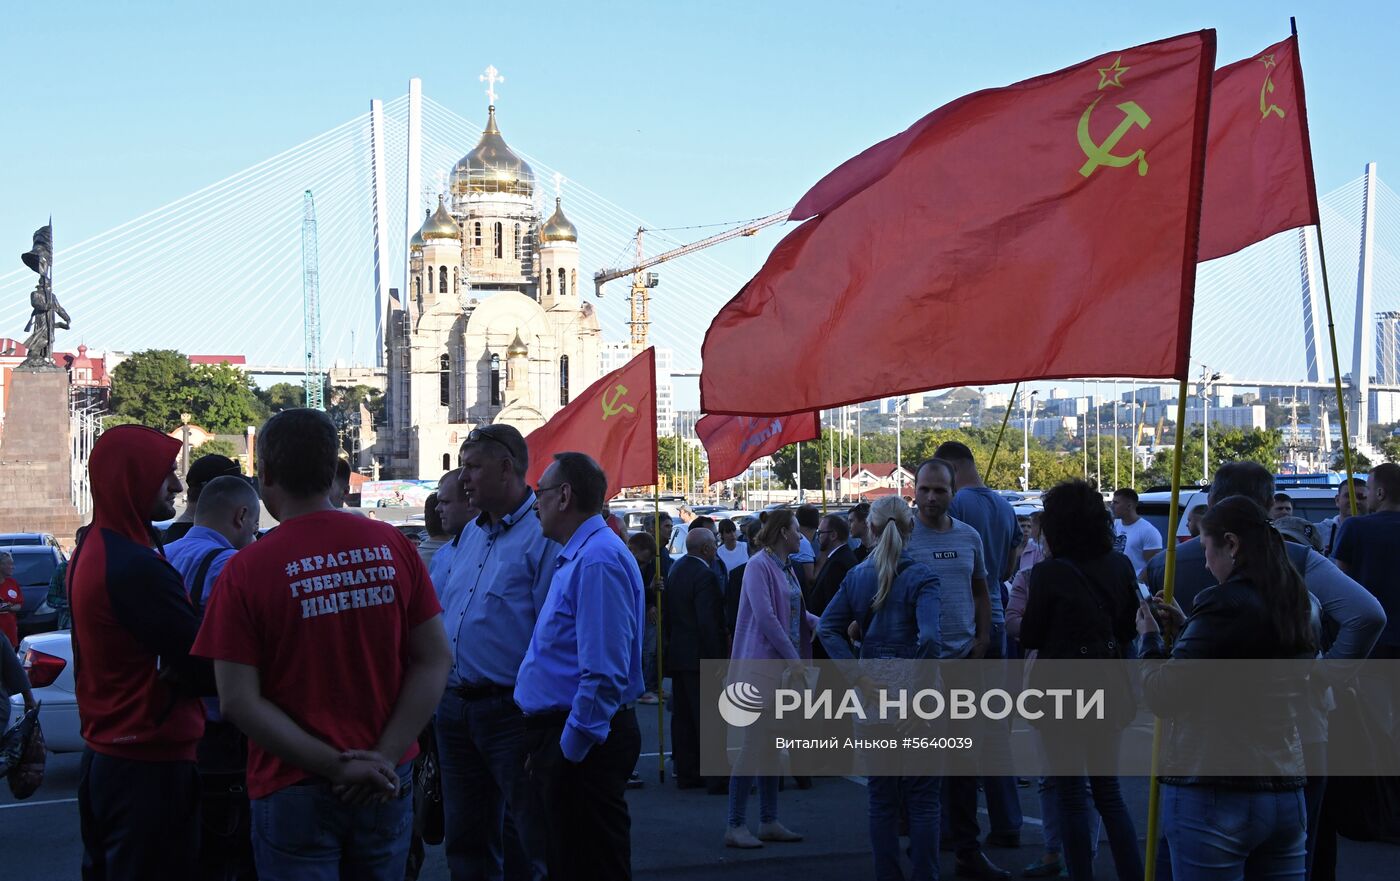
[250,764,412,881]
[1045,729,1141,881]
[982,624,1023,836]
[728,716,779,828]
[869,775,940,881]
[1036,728,1100,856]
[1161,785,1306,881]
[436,690,545,881]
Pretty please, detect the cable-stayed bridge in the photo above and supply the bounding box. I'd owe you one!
[1,82,1397,438]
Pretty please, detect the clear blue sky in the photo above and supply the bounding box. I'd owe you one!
[3,0,1396,400]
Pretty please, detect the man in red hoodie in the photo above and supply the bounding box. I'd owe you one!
[69,424,211,880]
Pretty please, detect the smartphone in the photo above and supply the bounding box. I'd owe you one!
[1137,583,1151,601]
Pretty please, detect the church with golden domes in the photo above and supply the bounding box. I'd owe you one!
[380,98,602,478]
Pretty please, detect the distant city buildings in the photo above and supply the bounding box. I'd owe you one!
[1377,311,1400,385]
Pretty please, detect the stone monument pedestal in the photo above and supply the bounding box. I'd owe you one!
[0,367,85,542]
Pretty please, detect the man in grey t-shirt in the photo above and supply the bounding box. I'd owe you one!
[906,460,990,660]
[904,458,1008,880]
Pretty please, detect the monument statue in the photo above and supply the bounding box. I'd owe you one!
[19,223,70,368]
[0,221,84,542]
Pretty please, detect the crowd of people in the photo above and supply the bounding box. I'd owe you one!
[24,405,1400,881]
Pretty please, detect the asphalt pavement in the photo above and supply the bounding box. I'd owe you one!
[4,706,1398,880]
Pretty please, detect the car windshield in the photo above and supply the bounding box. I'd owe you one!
[0,536,43,546]
[10,553,57,585]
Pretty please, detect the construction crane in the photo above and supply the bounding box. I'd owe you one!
[301,190,324,409]
[593,210,790,353]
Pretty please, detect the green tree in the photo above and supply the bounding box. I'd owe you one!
[1142,427,1284,488]
[108,350,269,433]
[657,435,704,492]
[1330,448,1372,473]
[258,382,305,412]
[188,363,268,434]
[195,438,241,461]
[1380,436,1400,464]
[108,350,196,431]
[771,432,831,491]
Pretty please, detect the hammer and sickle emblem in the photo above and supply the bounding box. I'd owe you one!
[601,384,636,421]
[1077,94,1152,178]
[1259,74,1286,121]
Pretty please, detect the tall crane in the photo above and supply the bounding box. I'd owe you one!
[593,210,789,353]
[301,190,324,409]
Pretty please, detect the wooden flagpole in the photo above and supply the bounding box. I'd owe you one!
[1143,377,1190,881]
[653,488,665,784]
[1292,16,1358,514]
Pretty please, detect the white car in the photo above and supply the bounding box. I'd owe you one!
[8,631,82,753]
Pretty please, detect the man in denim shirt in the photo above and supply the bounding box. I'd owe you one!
[437,425,559,881]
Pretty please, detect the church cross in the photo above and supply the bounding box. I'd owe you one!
[480,65,504,105]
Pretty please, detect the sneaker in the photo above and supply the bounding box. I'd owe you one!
[638,692,660,705]
[724,826,763,848]
[1022,857,1065,878]
[626,772,644,790]
[757,821,804,842]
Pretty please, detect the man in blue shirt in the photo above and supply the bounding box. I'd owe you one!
[427,468,479,588]
[161,473,260,881]
[438,424,557,881]
[164,474,260,608]
[517,452,644,881]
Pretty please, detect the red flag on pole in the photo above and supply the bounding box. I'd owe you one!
[525,348,658,498]
[700,31,1215,417]
[696,411,821,485]
[1197,36,1318,261]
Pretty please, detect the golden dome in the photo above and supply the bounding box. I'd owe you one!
[508,331,529,356]
[420,196,461,241]
[451,106,535,197]
[540,197,578,243]
[409,209,427,251]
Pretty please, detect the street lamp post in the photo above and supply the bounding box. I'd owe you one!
[1021,390,1039,491]
[179,411,192,478]
[895,399,903,498]
[1201,368,1221,482]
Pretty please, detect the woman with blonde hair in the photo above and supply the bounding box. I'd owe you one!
[818,495,942,881]
[725,509,819,849]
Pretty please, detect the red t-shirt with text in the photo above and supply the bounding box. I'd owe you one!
[192,510,442,799]
[0,577,22,648]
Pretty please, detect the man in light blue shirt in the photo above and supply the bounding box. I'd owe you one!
[427,468,479,589]
[160,473,260,879]
[517,452,644,881]
[437,425,557,881]
[164,475,260,607]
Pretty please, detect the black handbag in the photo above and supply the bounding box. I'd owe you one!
[1,703,45,799]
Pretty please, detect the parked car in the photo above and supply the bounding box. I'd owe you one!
[0,533,61,549]
[8,631,81,753]
[1136,485,1337,546]
[7,545,65,635]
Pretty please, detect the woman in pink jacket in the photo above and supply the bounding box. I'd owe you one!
[724,509,818,849]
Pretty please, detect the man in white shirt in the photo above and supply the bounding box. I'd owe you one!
[1111,488,1162,577]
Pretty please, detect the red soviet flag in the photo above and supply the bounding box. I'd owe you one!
[1198,36,1318,261]
[696,411,821,485]
[525,348,657,498]
[701,31,1215,417]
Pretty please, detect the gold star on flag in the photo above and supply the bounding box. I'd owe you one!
[1097,56,1130,89]
[1259,53,1277,69]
